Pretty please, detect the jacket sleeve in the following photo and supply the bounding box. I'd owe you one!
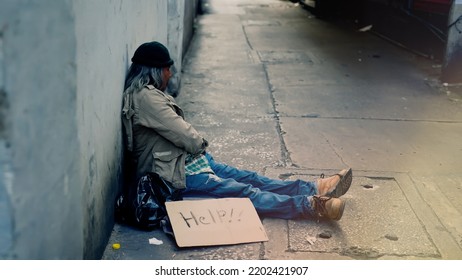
[136,89,206,155]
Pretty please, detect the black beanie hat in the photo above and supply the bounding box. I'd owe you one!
[131,41,174,68]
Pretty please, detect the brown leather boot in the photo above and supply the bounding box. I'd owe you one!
[311,195,345,221]
[317,168,352,198]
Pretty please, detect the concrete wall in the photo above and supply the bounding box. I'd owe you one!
[0,0,81,260]
[0,0,196,259]
[442,2,462,83]
[167,0,197,97]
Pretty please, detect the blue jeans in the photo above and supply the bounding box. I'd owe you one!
[184,153,317,219]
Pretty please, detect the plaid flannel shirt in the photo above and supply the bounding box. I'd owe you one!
[185,153,214,176]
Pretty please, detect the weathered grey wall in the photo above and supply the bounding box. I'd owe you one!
[1,0,81,259]
[0,0,196,259]
[183,0,198,58]
[442,1,462,83]
[166,0,197,97]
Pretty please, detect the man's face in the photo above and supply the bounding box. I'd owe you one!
[160,66,172,91]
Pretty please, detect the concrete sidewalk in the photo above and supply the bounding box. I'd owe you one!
[102,0,462,260]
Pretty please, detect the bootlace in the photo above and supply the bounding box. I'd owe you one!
[312,195,331,217]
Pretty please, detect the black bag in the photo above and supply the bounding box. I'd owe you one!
[116,172,182,230]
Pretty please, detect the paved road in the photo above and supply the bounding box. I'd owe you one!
[103,0,462,260]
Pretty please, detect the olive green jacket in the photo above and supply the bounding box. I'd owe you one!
[122,85,206,189]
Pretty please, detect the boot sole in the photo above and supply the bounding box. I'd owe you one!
[328,168,353,198]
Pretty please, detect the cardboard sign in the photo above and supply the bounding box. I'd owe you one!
[165,198,268,247]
